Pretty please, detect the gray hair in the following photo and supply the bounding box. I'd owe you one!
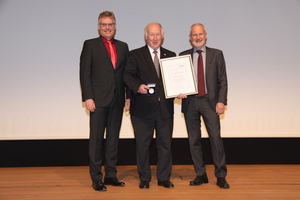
[144,22,164,38]
[189,23,206,36]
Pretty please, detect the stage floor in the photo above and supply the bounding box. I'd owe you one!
[1,165,300,200]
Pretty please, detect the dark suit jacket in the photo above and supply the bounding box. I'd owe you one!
[124,45,176,119]
[179,46,228,113]
[80,37,129,107]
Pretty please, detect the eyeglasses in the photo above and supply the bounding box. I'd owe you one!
[148,33,162,37]
[99,23,115,27]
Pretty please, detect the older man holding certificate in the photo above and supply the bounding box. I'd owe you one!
[124,22,176,189]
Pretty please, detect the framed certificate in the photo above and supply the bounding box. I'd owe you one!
[160,55,198,98]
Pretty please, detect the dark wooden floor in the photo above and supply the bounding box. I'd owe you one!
[1,165,300,200]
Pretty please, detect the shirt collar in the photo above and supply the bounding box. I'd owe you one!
[101,36,115,43]
[193,46,206,53]
[147,45,160,54]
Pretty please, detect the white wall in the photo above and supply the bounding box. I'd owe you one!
[1,0,299,139]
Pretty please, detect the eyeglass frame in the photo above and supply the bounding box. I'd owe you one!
[99,23,116,27]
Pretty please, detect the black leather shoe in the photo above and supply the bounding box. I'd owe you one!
[217,178,230,189]
[190,173,209,186]
[104,177,125,186]
[158,180,174,188]
[92,180,107,191]
[139,181,149,189]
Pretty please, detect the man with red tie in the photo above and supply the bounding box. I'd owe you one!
[177,23,230,189]
[80,11,130,191]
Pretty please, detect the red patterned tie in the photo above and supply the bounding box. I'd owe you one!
[197,50,205,96]
[107,40,117,68]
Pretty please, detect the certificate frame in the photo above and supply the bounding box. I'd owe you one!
[160,55,198,98]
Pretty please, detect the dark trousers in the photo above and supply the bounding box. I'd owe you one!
[184,96,227,178]
[131,105,173,182]
[89,97,123,182]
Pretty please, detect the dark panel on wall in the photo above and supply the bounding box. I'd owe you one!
[0,138,299,167]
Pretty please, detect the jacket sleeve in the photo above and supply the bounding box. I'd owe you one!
[123,50,143,94]
[216,50,228,105]
[79,40,93,102]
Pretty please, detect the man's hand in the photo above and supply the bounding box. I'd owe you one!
[137,84,150,94]
[125,99,130,112]
[216,102,225,115]
[85,99,96,112]
[177,93,188,99]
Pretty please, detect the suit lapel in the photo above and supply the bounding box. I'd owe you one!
[142,45,159,78]
[97,37,115,71]
[205,47,212,77]
[160,47,169,59]
[97,37,109,56]
[114,40,122,70]
[189,49,194,61]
